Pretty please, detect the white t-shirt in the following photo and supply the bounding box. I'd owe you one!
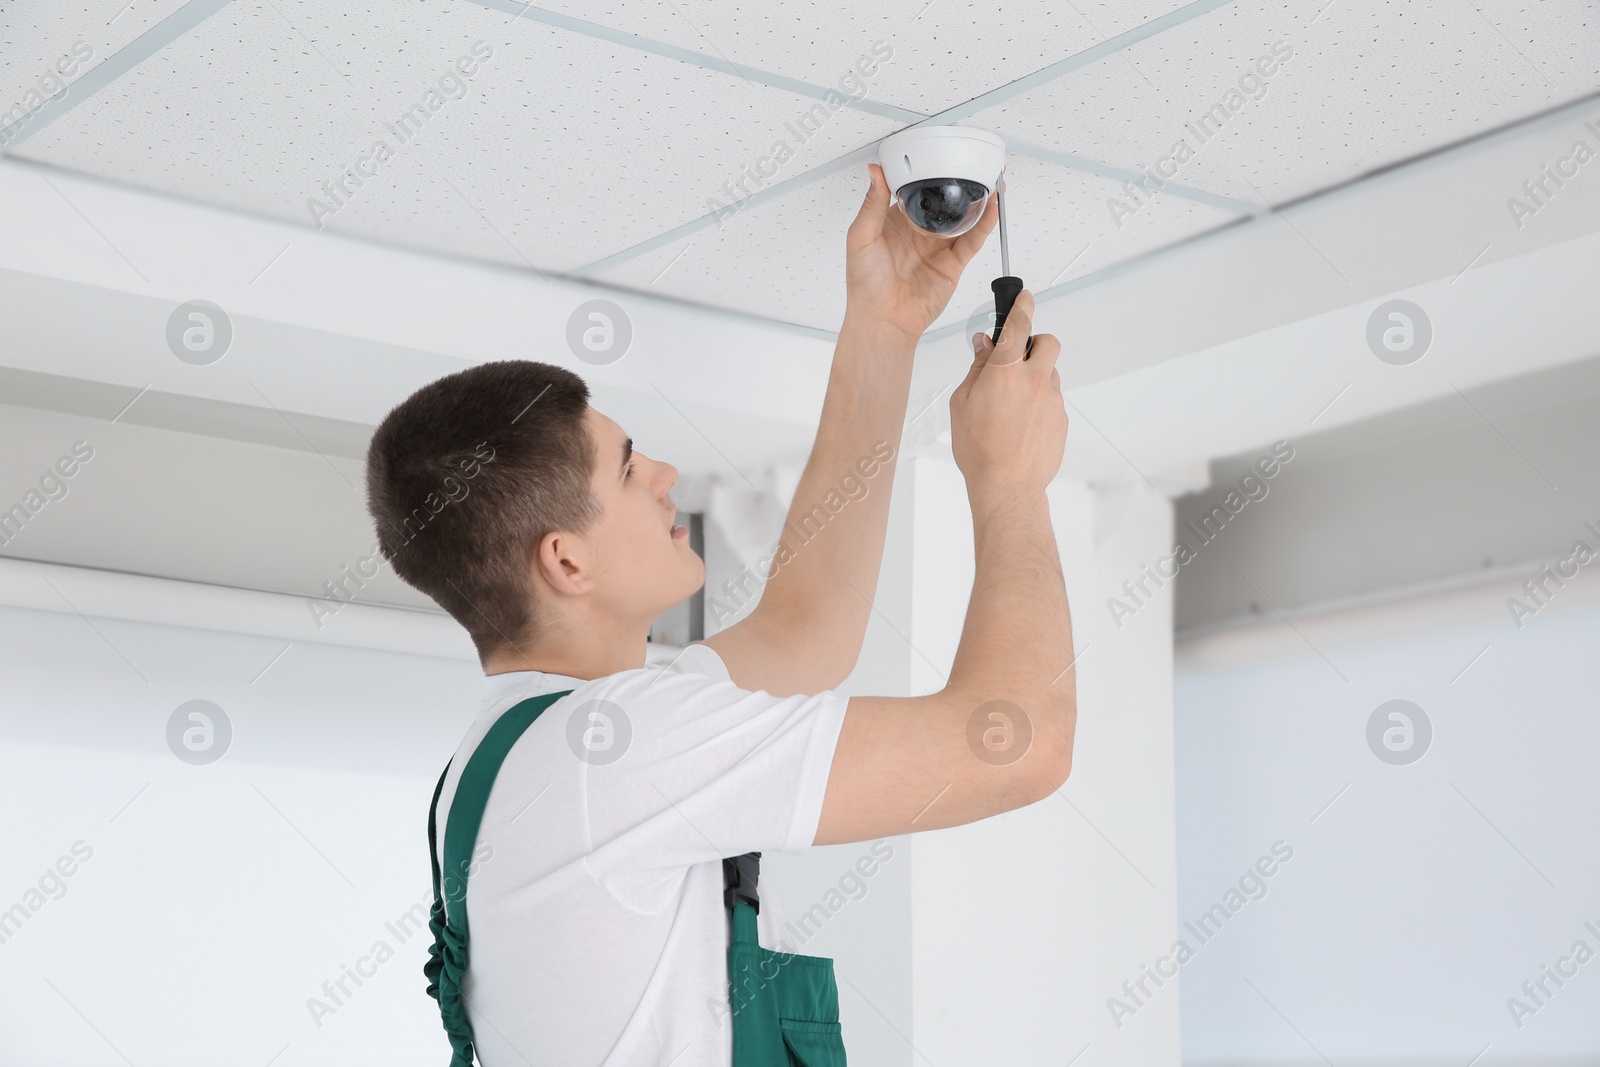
[432,642,850,1067]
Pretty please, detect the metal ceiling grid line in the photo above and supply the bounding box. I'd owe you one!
[0,0,236,151]
[570,143,877,279]
[3,0,1253,272]
[467,0,1254,217]
[920,213,1251,343]
[495,0,1256,211]
[917,0,1238,125]
[1002,135,1266,215]
[564,1,1260,275]
[462,0,927,125]
[916,87,1600,344]
[12,0,1588,346]
[0,151,845,345]
[575,128,1257,277]
[580,83,1600,344]
[462,0,1238,139]
[1249,87,1600,224]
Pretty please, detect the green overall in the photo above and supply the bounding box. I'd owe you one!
[424,690,849,1066]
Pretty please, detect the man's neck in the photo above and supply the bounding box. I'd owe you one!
[480,621,651,681]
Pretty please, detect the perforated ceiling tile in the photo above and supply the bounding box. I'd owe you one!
[1477,0,1600,90]
[524,0,1203,116]
[594,164,866,332]
[0,0,190,135]
[593,152,1242,334]
[970,0,1600,206]
[928,150,1243,333]
[13,0,1588,337]
[12,0,898,273]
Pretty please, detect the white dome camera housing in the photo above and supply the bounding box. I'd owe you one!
[877,126,1007,238]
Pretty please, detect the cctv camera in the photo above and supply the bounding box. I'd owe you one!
[877,126,1007,237]
[877,125,1032,355]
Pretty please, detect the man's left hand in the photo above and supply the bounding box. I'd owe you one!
[843,162,1000,343]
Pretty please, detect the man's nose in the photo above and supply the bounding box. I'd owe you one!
[654,458,679,496]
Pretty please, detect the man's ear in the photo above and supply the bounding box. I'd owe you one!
[534,529,594,597]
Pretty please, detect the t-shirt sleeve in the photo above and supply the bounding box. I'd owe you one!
[572,644,848,879]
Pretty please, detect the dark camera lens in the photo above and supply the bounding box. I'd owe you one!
[897,178,990,236]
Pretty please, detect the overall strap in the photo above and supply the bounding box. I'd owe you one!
[724,851,761,946]
[425,689,574,1067]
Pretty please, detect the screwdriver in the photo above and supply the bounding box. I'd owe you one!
[989,177,1033,359]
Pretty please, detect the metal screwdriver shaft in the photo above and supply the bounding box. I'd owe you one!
[997,178,1011,278]
[989,177,1031,357]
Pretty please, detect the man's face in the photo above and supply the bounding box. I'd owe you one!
[575,406,704,624]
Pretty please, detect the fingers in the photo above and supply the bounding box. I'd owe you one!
[989,289,1035,367]
[846,163,890,248]
[952,333,993,404]
[1026,332,1062,375]
[949,189,1000,266]
[990,290,1063,377]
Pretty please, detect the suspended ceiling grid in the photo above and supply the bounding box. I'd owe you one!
[2,0,1597,337]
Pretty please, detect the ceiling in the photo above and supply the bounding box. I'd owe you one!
[3,0,1600,628]
[3,0,1597,336]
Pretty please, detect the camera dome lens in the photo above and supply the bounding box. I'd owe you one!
[897,178,990,236]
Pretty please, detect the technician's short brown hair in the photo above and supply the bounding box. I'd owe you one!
[366,360,600,661]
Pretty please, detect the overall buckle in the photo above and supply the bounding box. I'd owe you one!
[723,851,761,913]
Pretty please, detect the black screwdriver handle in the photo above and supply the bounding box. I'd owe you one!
[989,276,1034,359]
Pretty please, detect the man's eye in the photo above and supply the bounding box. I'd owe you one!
[626,461,636,478]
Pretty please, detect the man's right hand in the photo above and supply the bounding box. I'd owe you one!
[948,290,1068,499]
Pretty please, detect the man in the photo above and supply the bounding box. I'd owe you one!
[365,162,1074,1065]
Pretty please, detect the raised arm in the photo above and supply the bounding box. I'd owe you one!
[703,163,997,695]
[814,293,1076,845]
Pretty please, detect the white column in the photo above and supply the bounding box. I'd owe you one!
[770,452,1184,1066]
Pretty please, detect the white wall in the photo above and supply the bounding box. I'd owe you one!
[1173,565,1600,1066]
[0,561,481,1067]
[16,424,1595,1067]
